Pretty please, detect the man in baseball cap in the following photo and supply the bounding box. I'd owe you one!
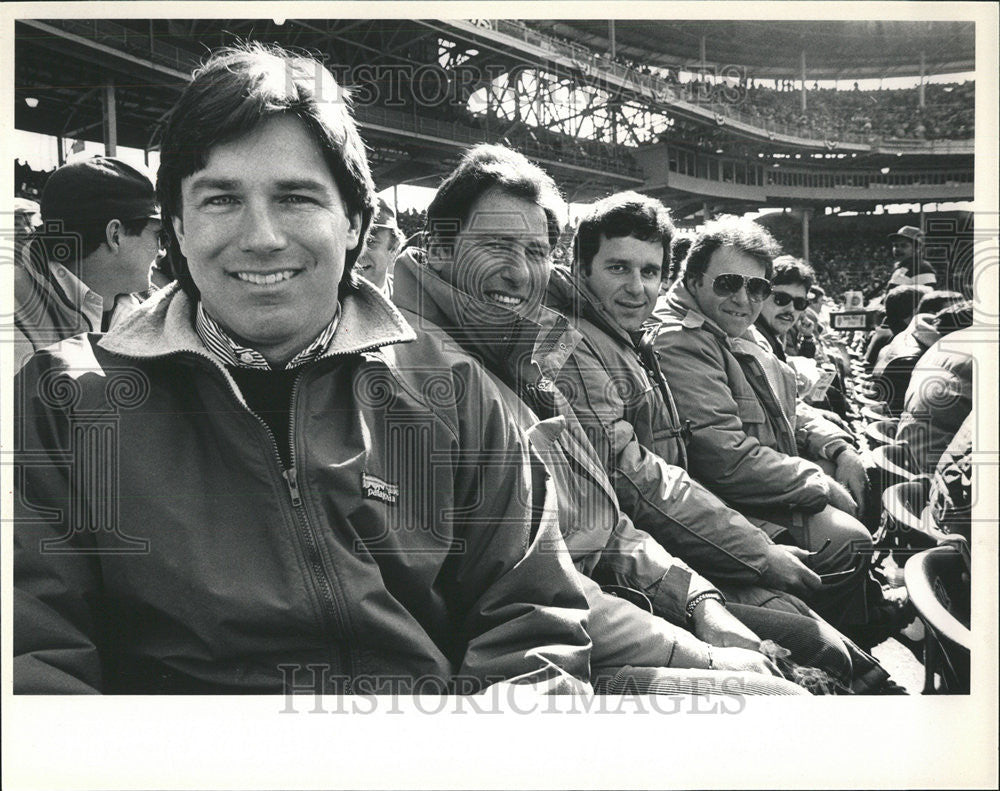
[13,156,163,369]
[885,224,936,291]
[355,196,404,295]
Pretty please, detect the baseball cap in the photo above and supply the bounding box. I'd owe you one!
[888,225,924,244]
[41,156,159,226]
[371,196,399,229]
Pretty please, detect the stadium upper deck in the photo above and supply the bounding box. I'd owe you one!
[14,17,974,210]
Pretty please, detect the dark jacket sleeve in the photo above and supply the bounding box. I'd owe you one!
[655,326,830,512]
[557,346,773,586]
[451,368,593,691]
[14,347,105,694]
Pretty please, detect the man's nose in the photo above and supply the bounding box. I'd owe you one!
[623,270,644,296]
[239,200,286,253]
[498,248,531,286]
[730,284,750,306]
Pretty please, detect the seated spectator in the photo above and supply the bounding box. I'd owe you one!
[895,322,975,475]
[756,256,813,362]
[545,191,897,691]
[393,146,807,694]
[354,196,404,296]
[873,290,966,414]
[864,285,931,372]
[13,196,41,266]
[651,216,901,644]
[885,226,937,291]
[13,157,163,370]
[14,45,594,696]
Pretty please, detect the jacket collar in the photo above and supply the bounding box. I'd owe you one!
[98,278,416,363]
[392,248,582,379]
[545,265,637,349]
[659,279,753,345]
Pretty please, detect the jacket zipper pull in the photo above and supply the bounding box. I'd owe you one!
[283,468,303,508]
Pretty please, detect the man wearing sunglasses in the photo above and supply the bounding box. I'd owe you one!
[652,216,883,642]
[755,256,812,362]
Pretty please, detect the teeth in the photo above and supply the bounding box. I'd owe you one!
[235,270,296,285]
[486,293,523,306]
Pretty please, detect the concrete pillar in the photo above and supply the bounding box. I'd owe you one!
[700,36,707,74]
[393,183,399,215]
[56,134,65,166]
[919,204,926,233]
[802,208,811,264]
[800,50,807,112]
[609,20,616,60]
[919,51,926,108]
[101,81,117,157]
[702,201,712,223]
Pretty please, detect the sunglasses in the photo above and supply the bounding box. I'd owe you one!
[770,292,810,311]
[712,273,772,302]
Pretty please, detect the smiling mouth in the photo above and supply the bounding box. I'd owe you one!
[484,291,525,308]
[616,300,646,310]
[721,308,748,319]
[232,270,299,286]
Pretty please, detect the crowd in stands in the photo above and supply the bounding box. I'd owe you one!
[740,82,974,142]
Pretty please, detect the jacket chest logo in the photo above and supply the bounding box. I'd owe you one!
[362,473,399,505]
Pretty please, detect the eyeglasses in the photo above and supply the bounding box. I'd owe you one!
[712,273,772,302]
[770,291,810,311]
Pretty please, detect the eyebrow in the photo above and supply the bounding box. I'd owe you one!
[185,176,332,194]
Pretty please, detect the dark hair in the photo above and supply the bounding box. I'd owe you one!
[425,144,563,251]
[156,43,376,297]
[884,284,930,333]
[771,255,815,291]
[573,191,674,276]
[917,289,964,317]
[36,217,152,264]
[668,235,693,284]
[682,215,780,285]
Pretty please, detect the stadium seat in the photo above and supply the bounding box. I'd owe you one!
[878,477,943,548]
[865,417,900,447]
[903,545,970,693]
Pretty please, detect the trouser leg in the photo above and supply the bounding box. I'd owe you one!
[725,600,852,690]
[785,504,873,627]
[591,665,808,696]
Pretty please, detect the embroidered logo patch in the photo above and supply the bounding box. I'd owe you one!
[362,473,399,505]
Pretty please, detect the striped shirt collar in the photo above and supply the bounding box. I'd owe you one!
[195,301,341,370]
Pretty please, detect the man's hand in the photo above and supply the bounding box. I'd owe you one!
[816,408,852,432]
[709,646,783,678]
[834,449,869,513]
[689,598,762,652]
[825,474,859,516]
[759,545,823,595]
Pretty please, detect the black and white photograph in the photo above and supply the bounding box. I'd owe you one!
[2,2,997,788]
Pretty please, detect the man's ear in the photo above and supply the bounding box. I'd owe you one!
[425,236,452,274]
[345,212,362,252]
[171,215,186,254]
[105,219,123,251]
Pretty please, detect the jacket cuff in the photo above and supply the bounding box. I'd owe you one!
[822,439,853,461]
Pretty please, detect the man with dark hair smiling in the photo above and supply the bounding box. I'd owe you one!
[544,192,896,691]
[14,45,593,695]
[394,146,830,695]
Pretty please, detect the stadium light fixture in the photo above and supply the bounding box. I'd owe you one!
[24,97,39,108]
[881,167,891,174]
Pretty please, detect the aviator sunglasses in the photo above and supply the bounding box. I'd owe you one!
[712,273,772,302]
[769,291,810,311]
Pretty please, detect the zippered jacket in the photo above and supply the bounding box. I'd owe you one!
[544,267,774,585]
[392,251,718,641]
[651,283,843,520]
[14,280,593,694]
